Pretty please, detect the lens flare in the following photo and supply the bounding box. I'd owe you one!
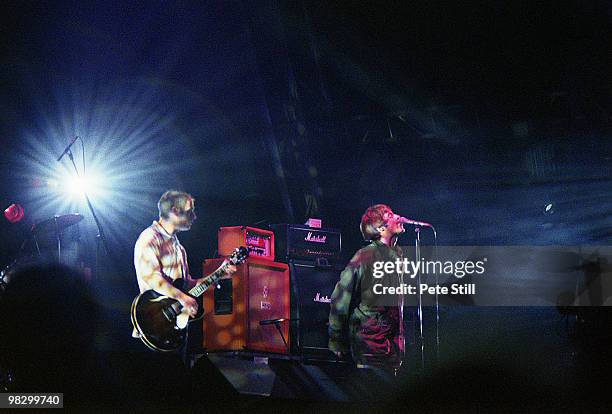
[12,78,195,247]
[63,173,101,197]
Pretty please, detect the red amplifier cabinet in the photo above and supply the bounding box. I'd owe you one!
[202,257,247,351]
[202,256,290,354]
[218,226,275,261]
[246,259,290,353]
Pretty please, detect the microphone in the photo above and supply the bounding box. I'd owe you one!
[399,216,433,228]
[56,136,79,162]
[259,318,297,326]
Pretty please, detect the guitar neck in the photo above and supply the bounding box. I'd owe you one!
[187,263,229,298]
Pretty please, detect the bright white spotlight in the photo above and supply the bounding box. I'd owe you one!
[64,174,101,197]
[15,79,185,247]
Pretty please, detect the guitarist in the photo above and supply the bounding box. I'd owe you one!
[131,190,237,350]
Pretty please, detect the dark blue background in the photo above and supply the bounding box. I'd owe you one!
[0,0,610,351]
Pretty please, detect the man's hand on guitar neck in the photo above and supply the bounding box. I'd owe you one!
[195,260,238,288]
[222,260,238,277]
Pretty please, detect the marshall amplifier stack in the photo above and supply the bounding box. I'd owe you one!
[269,224,343,358]
[203,224,343,359]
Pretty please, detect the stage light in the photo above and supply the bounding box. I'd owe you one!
[544,203,554,215]
[12,78,193,247]
[64,174,101,197]
[4,204,24,223]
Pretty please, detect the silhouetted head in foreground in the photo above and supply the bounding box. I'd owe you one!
[0,264,98,393]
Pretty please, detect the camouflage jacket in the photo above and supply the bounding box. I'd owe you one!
[328,240,403,364]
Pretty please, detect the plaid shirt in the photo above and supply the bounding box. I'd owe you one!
[328,239,403,366]
[132,221,192,337]
[134,220,192,292]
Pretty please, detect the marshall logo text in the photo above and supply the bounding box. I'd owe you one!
[305,232,327,244]
[313,292,332,303]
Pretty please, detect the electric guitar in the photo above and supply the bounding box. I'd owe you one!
[131,246,249,352]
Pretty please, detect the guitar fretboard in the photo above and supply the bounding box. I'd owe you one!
[187,263,229,298]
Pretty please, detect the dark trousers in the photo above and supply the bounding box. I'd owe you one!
[178,328,190,367]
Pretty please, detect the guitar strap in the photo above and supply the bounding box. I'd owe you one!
[173,237,187,284]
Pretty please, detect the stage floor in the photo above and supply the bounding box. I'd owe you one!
[56,306,612,410]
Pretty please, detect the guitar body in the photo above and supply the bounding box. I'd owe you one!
[131,246,248,352]
[131,279,202,352]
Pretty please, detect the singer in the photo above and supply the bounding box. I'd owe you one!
[328,204,405,369]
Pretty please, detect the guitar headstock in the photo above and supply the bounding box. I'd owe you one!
[228,246,249,265]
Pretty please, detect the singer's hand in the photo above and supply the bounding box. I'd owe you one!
[334,351,344,360]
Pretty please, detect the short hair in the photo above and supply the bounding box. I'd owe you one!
[157,190,195,219]
[360,204,393,241]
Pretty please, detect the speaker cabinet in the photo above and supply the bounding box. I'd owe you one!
[203,257,290,354]
[289,260,342,356]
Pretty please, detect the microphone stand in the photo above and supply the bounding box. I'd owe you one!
[64,145,109,280]
[406,224,438,371]
[414,226,425,369]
